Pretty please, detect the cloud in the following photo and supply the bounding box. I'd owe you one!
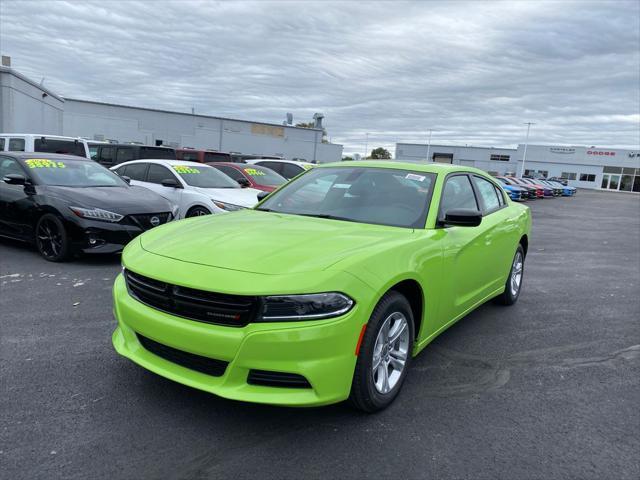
[1,0,638,154]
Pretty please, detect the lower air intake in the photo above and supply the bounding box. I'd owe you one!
[247,369,312,389]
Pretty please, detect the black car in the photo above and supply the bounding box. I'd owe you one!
[89,143,177,167]
[0,152,174,261]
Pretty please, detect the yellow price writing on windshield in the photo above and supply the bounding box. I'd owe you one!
[173,165,201,174]
[25,159,66,169]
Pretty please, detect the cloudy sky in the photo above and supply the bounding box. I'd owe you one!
[1,0,639,155]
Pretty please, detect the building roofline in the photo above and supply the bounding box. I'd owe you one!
[396,142,517,151]
[63,97,326,132]
[0,66,65,101]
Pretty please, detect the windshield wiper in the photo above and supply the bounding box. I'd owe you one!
[294,213,355,222]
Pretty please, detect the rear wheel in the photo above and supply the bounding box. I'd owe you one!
[495,244,525,305]
[349,291,414,413]
[35,214,71,262]
[186,206,211,217]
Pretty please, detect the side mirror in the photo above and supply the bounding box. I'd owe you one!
[121,176,131,184]
[257,191,270,201]
[439,209,482,227]
[237,178,251,188]
[161,178,182,188]
[3,174,26,185]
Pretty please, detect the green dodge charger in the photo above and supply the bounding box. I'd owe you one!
[112,161,531,412]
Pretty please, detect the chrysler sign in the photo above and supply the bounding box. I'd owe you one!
[550,147,575,154]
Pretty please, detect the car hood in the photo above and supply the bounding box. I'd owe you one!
[191,186,261,208]
[139,209,412,274]
[42,185,172,214]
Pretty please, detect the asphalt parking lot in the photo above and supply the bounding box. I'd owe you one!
[1,189,639,480]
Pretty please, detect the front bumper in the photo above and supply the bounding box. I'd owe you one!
[112,273,365,407]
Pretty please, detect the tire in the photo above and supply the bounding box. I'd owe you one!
[349,291,415,413]
[186,206,211,217]
[495,244,525,306]
[35,214,71,262]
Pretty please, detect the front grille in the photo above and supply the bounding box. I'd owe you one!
[124,212,172,230]
[125,269,259,327]
[137,333,228,377]
[247,369,312,389]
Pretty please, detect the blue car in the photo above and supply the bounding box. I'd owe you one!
[499,183,528,201]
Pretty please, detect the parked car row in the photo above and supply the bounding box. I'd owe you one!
[494,175,576,201]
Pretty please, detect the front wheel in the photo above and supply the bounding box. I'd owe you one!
[349,291,414,413]
[35,214,71,262]
[495,244,525,305]
[186,206,211,217]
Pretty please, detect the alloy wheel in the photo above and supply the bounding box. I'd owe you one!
[372,312,410,394]
[37,218,63,259]
[510,251,524,297]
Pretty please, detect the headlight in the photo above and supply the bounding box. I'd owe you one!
[259,293,354,321]
[212,200,244,212]
[69,206,123,222]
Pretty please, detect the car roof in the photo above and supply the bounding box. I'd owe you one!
[0,133,87,141]
[247,159,313,166]
[316,160,493,177]
[114,159,209,167]
[2,152,93,162]
[208,162,243,168]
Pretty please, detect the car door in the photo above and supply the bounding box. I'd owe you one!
[470,175,518,291]
[0,156,36,239]
[437,173,496,318]
[141,163,183,206]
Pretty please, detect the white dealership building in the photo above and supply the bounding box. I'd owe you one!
[396,142,640,192]
[0,62,343,163]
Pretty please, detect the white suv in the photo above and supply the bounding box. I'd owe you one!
[244,159,314,179]
[0,134,90,158]
[111,160,261,218]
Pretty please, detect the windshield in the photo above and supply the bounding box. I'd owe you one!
[24,158,127,187]
[172,164,240,188]
[241,165,286,187]
[257,167,435,228]
[34,138,86,157]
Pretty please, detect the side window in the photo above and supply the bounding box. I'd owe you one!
[89,145,99,160]
[0,138,5,151]
[146,164,174,184]
[472,176,501,213]
[116,147,134,164]
[217,165,244,181]
[440,175,478,214]
[257,161,281,174]
[124,163,148,181]
[99,146,114,164]
[282,163,303,179]
[9,138,25,152]
[0,157,25,179]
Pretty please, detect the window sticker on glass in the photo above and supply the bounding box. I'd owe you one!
[25,159,66,169]
[244,168,266,176]
[405,173,425,182]
[173,165,201,174]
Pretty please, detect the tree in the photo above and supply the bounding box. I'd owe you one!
[342,156,354,161]
[368,147,391,159]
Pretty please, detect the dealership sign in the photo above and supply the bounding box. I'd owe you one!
[550,147,575,154]
[587,150,616,156]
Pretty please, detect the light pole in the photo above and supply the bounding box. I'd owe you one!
[364,132,369,159]
[520,122,535,177]
[425,129,432,162]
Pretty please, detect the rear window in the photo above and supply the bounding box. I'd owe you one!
[204,152,232,163]
[178,151,201,162]
[139,147,176,160]
[34,138,86,157]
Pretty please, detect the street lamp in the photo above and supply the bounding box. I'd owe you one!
[364,132,369,159]
[520,122,535,177]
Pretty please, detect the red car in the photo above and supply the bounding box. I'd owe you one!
[208,162,287,192]
[176,148,232,163]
